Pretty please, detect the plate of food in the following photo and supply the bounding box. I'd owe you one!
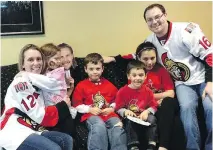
[127,116,151,126]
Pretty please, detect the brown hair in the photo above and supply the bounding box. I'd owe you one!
[40,43,60,59]
[143,3,166,20]
[126,60,147,75]
[136,41,158,60]
[84,53,104,67]
[57,43,77,68]
[18,44,46,74]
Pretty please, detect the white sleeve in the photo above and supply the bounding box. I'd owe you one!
[69,107,77,119]
[76,104,91,113]
[109,102,116,108]
[182,22,213,60]
[26,72,65,92]
[117,108,127,118]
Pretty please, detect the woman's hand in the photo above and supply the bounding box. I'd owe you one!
[202,82,213,101]
[66,76,75,88]
[157,99,163,105]
[64,95,71,107]
[102,56,116,63]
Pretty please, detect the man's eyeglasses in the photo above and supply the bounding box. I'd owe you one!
[146,14,164,24]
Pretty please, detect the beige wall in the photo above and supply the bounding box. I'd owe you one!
[1,1,212,66]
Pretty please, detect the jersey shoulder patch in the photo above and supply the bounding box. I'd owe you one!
[14,82,29,93]
[184,23,196,33]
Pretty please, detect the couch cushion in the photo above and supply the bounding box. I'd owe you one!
[1,64,19,111]
[73,57,128,89]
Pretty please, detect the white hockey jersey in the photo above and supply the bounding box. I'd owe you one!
[145,22,213,86]
[0,72,66,150]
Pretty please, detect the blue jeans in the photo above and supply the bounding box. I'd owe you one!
[86,116,127,150]
[176,82,212,150]
[17,131,73,150]
[125,114,157,149]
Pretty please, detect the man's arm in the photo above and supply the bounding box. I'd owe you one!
[183,22,213,100]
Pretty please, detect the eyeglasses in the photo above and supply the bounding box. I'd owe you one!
[146,14,164,24]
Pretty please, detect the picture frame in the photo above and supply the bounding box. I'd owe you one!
[1,1,44,36]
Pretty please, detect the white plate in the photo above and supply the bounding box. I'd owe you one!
[127,116,151,126]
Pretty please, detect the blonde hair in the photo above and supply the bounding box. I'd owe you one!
[18,44,46,74]
[57,43,77,69]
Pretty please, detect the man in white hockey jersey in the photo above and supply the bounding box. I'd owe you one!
[143,3,212,150]
[103,3,212,150]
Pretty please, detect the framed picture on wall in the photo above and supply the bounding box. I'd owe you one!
[1,1,44,36]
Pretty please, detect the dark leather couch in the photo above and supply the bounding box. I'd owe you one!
[1,57,207,150]
[0,57,129,150]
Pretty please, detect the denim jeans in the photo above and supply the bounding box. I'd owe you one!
[86,116,127,150]
[125,114,157,149]
[176,82,212,150]
[17,131,73,150]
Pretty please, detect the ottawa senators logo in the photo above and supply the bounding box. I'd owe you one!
[161,53,190,81]
[128,99,141,114]
[92,91,108,109]
[17,116,46,132]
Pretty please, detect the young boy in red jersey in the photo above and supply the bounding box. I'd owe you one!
[115,60,158,150]
[72,53,127,150]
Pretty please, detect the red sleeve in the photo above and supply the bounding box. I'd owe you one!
[205,54,213,67]
[148,88,158,111]
[160,67,174,91]
[122,54,135,59]
[41,101,70,127]
[204,54,213,82]
[72,82,84,107]
[115,87,126,111]
[40,106,58,126]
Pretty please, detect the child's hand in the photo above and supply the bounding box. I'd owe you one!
[138,110,149,121]
[64,95,71,107]
[101,107,114,115]
[89,107,102,115]
[124,110,136,117]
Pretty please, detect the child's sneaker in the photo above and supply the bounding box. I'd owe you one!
[147,144,156,150]
[129,146,140,150]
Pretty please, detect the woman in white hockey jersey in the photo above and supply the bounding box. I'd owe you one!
[0,44,73,150]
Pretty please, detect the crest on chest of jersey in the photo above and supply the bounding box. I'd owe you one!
[128,99,141,114]
[92,91,108,109]
[161,53,190,81]
[17,116,46,132]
